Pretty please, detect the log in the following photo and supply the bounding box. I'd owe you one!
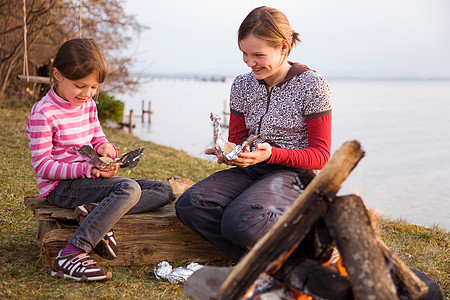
[376,237,428,299]
[24,196,231,267]
[41,226,228,267]
[325,195,398,300]
[211,140,365,300]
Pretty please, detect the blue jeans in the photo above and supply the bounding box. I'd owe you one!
[47,177,173,253]
[175,164,313,261]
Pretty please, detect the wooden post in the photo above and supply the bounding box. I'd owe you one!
[141,100,152,124]
[147,101,152,125]
[142,100,145,124]
[129,109,135,135]
[325,195,399,300]
[376,237,429,299]
[120,110,126,132]
[211,140,365,300]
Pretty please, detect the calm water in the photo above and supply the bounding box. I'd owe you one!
[116,77,450,230]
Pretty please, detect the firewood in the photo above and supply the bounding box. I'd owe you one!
[325,195,399,300]
[211,140,365,300]
[376,237,429,299]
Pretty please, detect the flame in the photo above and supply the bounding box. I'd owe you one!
[289,289,313,300]
[242,284,255,299]
[266,244,297,274]
[322,248,348,277]
[242,248,348,300]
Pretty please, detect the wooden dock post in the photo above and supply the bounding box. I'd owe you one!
[120,109,135,134]
[129,109,135,135]
[120,110,127,132]
[142,100,152,124]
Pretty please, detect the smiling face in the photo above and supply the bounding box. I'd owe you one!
[53,68,100,106]
[239,34,289,87]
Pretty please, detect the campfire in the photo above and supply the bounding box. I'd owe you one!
[183,141,430,300]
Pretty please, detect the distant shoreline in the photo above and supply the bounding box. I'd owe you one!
[131,72,450,82]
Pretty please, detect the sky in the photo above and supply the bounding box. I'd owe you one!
[123,0,450,79]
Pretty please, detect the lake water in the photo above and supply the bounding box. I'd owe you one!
[116,77,450,230]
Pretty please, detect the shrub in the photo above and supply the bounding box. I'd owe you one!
[96,90,124,124]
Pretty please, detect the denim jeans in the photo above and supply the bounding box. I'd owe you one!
[175,164,313,261]
[47,177,173,253]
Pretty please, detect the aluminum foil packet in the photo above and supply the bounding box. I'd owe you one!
[154,261,205,284]
[210,112,258,161]
[154,261,173,280]
[186,262,204,273]
[167,267,193,284]
[242,274,292,300]
[72,145,145,170]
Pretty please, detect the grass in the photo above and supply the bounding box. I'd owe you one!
[0,101,448,299]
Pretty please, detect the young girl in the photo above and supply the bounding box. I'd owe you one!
[27,38,173,281]
[176,6,332,261]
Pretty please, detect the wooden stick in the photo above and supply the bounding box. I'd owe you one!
[326,195,399,300]
[211,140,365,300]
[16,75,50,84]
[376,237,429,299]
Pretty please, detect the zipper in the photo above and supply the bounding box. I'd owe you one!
[257,86,272,135]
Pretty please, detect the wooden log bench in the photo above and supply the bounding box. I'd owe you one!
[24,196,230,268]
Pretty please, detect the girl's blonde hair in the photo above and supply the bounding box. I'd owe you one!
[50,38,108,85]
[238,6,301,56]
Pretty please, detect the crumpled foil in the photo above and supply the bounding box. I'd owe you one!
[186,262,204,273]
[210,112,258,161]
[154,261,173,280]
[242,274,293,300]
[167,267,194,284]
[154,261,204,284]
[72,145,145,170]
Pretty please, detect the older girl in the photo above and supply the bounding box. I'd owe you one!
[176,6,332,261]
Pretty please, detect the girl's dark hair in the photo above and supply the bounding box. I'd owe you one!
[50,38,107,84]
[238,6,301,56]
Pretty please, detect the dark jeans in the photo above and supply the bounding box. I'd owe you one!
[175,164,311,261]
[47,177,173,253]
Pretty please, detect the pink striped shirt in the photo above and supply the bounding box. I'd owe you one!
[26,87,116,197]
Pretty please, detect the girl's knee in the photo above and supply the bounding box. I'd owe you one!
[222,204,279,249]
[158,181,174,201]
[175,190,194,221]
[118,178,141,204]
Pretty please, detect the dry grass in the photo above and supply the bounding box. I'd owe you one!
[0,101,448,299]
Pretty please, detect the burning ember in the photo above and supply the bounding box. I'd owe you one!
[241,248,347,300]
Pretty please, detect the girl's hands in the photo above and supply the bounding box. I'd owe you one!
[204,148,229,165]
[205,143,272,167]
[92,163,119,178]
[228,143,272,168]
[96,143,116,159]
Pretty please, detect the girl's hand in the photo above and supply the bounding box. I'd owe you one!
[96,143,116,158]
[205,147,229,165]
[92,163,119,178]
[229,143,272,168]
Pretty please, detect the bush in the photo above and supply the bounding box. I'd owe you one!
[96,90,124,124]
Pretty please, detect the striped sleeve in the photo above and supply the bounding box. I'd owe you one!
[26,107,93,182]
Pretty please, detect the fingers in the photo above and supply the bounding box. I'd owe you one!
[92,163,118,178]
[230,143,272,167]
[205,148,229,164]
[204,148,218,155]
[97,143,116,158]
